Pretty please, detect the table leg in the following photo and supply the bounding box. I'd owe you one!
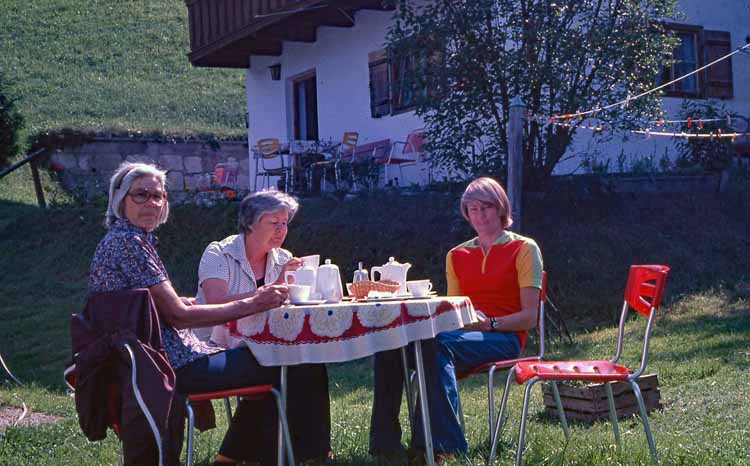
[413,341,435,466]
[278,366,288,466]
[400,346,416,432]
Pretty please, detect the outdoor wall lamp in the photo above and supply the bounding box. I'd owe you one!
[269,63,282,81]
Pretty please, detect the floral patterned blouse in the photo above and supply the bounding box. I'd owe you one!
[88,218,219,369]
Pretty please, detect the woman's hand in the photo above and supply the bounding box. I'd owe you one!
[274,257,303,285]
[246,284,289,311]
[180,296,196,306]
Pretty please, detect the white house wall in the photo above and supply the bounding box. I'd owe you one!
[245,1,750,188]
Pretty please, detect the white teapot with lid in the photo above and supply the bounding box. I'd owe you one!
[371,257,411,295]
[316,259,344,303]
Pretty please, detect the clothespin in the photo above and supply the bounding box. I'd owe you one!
[687,117,692,129]
[727,115,732,127]
[717,128,723,138]
[623,94,632,109]
[656,118,664,127]
[698,119,703,130]
[645,129,651,139]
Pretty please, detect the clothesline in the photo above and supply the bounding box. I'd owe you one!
[550,119,749,140]
[545,42,750,123]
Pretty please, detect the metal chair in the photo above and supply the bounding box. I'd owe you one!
[254,138,291,192]
[64,344,164,466]
[66,348,296,466]
[451,273,566,454]
[308,132,358,191]
[185,385,295,466]
[494,265,670,466]
[382,129,427,186]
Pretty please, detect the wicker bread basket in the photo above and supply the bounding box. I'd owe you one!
[348,280,400,299]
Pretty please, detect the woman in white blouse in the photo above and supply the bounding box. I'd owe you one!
[195,189,332,466]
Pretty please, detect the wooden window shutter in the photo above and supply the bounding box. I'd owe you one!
[369,50,391,118]
[703,30,733,99]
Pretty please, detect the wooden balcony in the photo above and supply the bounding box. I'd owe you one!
[185,0,394,68]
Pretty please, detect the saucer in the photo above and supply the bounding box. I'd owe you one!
[289,299,326,306]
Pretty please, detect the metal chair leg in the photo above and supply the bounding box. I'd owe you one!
[271,388,296,466]
[550,381,569,439]
[487,366,497,445]
[185,401,195,466]
[119,446,124,466]
[515,378,539,466]
[605,382,622,450]
[400,347,416,430]
[488,371,514,465]
[631,380,658,465]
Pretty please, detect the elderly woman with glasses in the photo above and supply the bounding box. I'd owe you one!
[369,177,543,464]
[194,189,332,466]
[88,162,329,466]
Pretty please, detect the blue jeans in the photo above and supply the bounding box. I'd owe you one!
[370,330,521,454]
[177,347,331,465]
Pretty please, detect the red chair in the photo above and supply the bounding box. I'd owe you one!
[64,343,164,466]
[66,346,296,466]
[453,273,566,450]
[492,265,670,466]
[184,384,295,466]
[382,129,427,186]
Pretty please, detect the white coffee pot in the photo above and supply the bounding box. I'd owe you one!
[371,257,411,295]
[316,259,344,303]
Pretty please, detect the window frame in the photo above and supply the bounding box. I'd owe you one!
[660,23,704,99]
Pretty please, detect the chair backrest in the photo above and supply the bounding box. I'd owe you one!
[402,129,426,155]
[257,138,281,159]
[613,264,670,377]
[342,131,359,150]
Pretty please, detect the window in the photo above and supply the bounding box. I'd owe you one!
[368,49,428,117]
[660,24,733,99]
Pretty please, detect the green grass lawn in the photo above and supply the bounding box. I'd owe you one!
[1,172,750,465]
[0,0,246,140]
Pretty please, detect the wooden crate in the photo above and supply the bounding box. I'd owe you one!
[541,374,662,423]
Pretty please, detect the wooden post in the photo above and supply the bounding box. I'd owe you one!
[506,96,525,232]
[29,159,47,209]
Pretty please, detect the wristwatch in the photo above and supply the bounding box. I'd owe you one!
[489,317,499,331]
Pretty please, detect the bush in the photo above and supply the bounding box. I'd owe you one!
[0,70,25,168]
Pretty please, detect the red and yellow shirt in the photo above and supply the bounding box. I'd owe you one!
[446,230,543,347]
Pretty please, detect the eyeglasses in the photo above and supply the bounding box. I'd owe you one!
[127,190,167,206]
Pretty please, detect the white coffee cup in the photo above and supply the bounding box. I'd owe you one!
[288,284,312,304]
[407,279,433,297]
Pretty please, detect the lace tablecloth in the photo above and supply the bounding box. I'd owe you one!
[226,296,476,366]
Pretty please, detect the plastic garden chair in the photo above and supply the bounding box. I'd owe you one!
[491,264,670,466]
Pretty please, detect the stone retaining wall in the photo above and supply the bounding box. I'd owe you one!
[49,138,250,202]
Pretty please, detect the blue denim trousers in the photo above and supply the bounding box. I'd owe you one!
[370,329,521,454]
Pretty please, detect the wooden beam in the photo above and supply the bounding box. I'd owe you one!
[260,24,317,42]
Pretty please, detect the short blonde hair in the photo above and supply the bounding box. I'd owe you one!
[105,162,170,228]
[460,177,513,229]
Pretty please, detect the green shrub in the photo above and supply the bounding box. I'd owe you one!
[0,70,25,167]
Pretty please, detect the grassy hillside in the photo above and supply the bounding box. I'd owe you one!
[0,0,246,140]
[1,172,750,464]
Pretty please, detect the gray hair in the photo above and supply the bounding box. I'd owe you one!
[238,189,299,234]
[105,162,170,228]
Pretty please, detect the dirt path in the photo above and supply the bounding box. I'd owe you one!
[0,406,62,432]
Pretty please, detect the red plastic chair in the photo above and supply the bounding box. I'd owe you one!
[453,273,564,450]
[184,384,295,466]
[382,129,427,185]
[64,344,164,466]
[491,265,670,466]
[66,346,296,466]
